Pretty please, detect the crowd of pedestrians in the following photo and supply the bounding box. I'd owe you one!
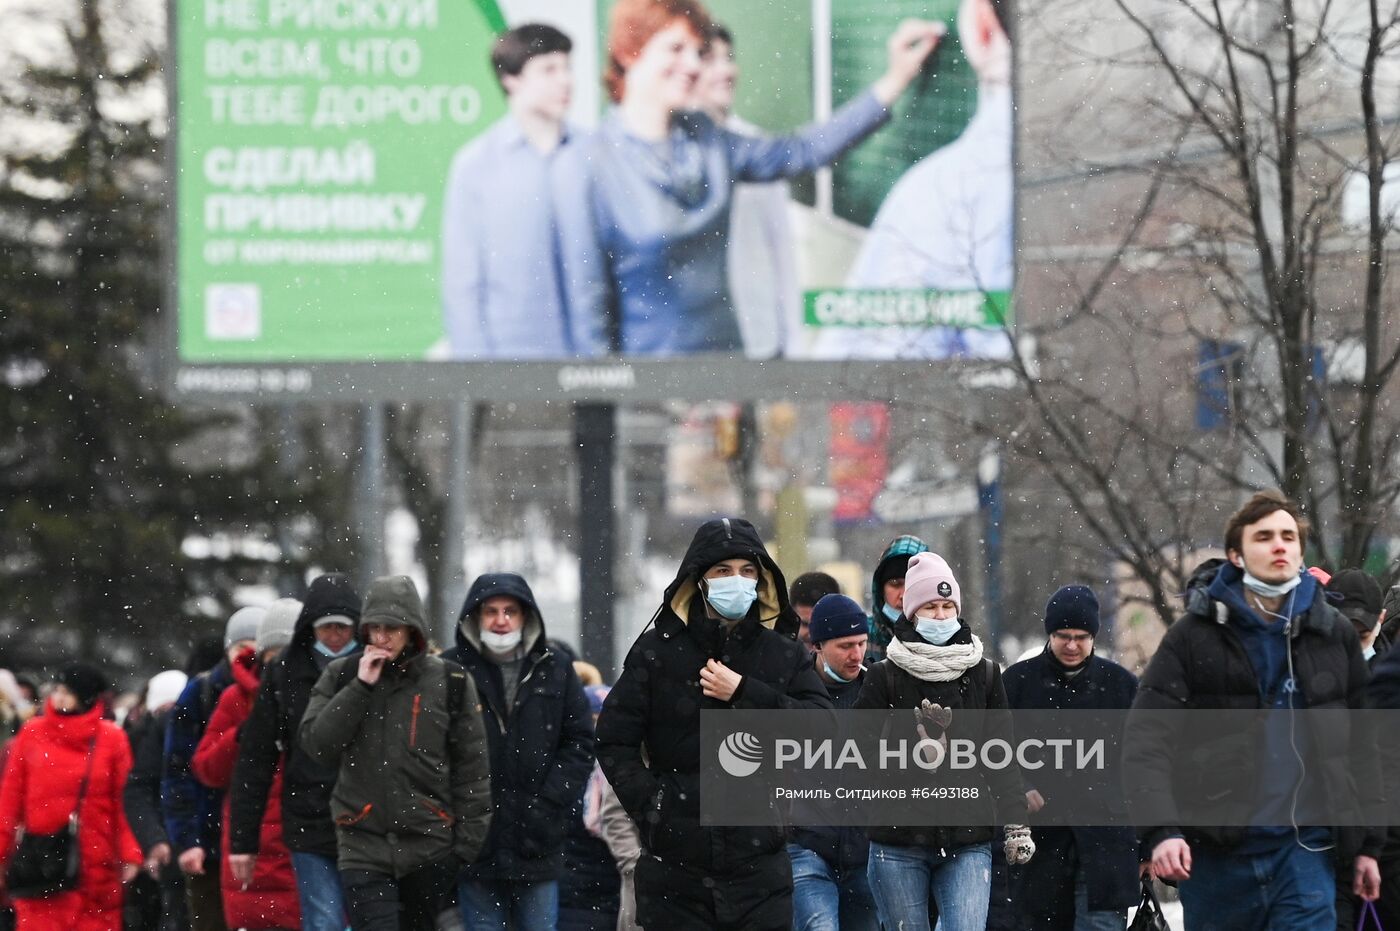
[0,490,1397,930]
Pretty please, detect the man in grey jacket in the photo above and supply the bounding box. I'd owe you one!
[300,575,493,931]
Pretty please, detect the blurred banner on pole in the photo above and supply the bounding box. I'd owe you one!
[829,402,889,523]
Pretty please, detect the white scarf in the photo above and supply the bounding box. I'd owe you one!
[886,634,985,682]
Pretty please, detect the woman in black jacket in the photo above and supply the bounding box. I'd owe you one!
[854,552,1033,931]
[596,517,832,931]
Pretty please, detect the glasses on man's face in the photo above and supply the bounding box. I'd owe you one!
[1050,632,1093,645]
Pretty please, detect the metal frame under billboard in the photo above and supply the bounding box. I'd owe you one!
[163,0,1018,402]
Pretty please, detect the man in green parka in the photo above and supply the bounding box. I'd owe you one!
[300,575,492,931]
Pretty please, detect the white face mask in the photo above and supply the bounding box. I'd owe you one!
[481,628,523,653]
[1241,569,1303,599]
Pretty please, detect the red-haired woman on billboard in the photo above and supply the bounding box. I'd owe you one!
[552,0,944,358]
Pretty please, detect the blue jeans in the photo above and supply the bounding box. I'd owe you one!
[459,879,558,931]
[291,851,349,931]
[1177,842,1334,931]
[1073,869,1127,931]
[867,841,991,931]
[788,844,878,931]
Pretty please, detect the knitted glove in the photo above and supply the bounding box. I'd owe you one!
[1004,825,1035,865]
[913,699,953,734]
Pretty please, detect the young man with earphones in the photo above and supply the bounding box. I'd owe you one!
[1126,490,1382,930]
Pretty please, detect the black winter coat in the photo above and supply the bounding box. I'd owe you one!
[789,670,870,872]
[597,517,832,876]
[854,620,1028,851]
[1124,564,1381,861]
[1003,650,1140,916]
[443,572,595,884]
[124,709,172,854]
[230,573,361,857]
[1367,646,1400,860]
[558,791,621,931]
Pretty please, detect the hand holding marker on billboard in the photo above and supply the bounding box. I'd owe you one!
[871,19,948,107]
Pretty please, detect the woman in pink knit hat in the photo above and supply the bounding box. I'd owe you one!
[854,551,1034,931]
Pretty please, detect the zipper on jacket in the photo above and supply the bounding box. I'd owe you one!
[418,797,455,825]
[480,673,510,736]
[336,803,373,826]
[512,654,546,713]
[409,693,422,748]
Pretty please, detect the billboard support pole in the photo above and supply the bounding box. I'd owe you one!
[977,444,1005,655]
[357,403,387,585]
[576,402,617,677]
[440,401,474,647]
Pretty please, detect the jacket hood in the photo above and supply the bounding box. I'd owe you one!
[1208,560,1318,630]
[870,535,930,613]
[292,573,362,652]
[455,572,546,656]
[362,575,430,655]
[1181,557,1228,616]
[662,517,795,636]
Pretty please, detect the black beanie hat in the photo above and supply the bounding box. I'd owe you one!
[57,664,109,709]
[875,554,915,590]
[1044,585,1101,637]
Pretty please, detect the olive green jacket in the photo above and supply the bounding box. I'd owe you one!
[300,575,491,877]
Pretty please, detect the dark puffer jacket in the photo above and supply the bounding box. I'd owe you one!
[1003,649,1140,917]
[597,517,832,876]
[788,670,870,872]
[231,573,361,858]
[854,619,1028,851]
[1124,561,1380,861]
[162,658,235,855]
[442,573,595,884]
[300,575,494,877]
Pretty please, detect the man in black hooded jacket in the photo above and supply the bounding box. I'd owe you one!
[597,517,832,931]
[442,572,594,930]
[228,573,361,931]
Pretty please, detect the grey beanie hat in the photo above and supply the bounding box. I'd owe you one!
[225,605,267,649]
[257,598,303,654]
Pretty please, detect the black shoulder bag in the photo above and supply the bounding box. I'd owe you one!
[4,734,97,899]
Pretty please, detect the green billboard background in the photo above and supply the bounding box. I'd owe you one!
[177,0,507,362]
[175,0,1008,368]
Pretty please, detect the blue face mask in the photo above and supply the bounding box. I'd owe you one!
[822,658,855,684]
[1241,569,1302,600]
[314,639,359,658]
[915,617,961,645]
[705,576,758,621]
[881,602,902,624]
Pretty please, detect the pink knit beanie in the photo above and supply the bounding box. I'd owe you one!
[902,552,961,618]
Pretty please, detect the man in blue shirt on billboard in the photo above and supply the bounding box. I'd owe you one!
[441,24,576,359]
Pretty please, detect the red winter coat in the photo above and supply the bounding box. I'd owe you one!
[0,698,142,931]
[193,648,300,929]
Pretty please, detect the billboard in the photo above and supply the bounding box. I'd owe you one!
[169,0,1015,400]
